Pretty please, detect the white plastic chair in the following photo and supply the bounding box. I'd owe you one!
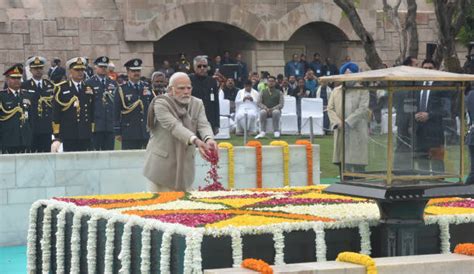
[281,96,298,135]
[215,99,231,139]
[300,98,324,135]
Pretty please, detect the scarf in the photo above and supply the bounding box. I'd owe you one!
[147,94,194,190]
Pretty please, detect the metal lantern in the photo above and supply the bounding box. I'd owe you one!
[321,66,474,256]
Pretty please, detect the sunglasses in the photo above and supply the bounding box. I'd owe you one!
[197,64,208,68]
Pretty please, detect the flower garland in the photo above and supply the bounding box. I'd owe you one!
[336,252,377,274]
[295,140,313,186]
[358,221,372,255]
[118,221,133,274]
[231,230,243,267]
[87,215,100,274]
[313,222,327,262]
[454,243,474,256]
[55,209,67,274]
[273,228,285,265]
[40,205,54,273]
[160,230,173,274]
[246,141,263,188]
[27,201,42,273]
[270,140,290,187]
[218,142,235,189]
[104,216,118,274]
[241,258,274,274]
[140,225,152,273]
[438,218,451,254]
[70,209,83,273]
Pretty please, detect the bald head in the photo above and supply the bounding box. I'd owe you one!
[168,72,192,104]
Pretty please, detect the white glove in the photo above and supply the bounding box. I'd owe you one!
[51,140,62,153]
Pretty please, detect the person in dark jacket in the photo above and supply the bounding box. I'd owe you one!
[85,56,118,151]
[51,57,95,152]
[466,87,474,184]
[0,64,34,154]
[189,55,220,134]
[47,58,66,84]
[114,58,154,150]
[22,56,54,152]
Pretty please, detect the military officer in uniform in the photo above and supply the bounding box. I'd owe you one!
[22,56,54,152]
[51,57,95,152]
[85,56,118,150]
[114,58,153,149]
[0,64,34,153]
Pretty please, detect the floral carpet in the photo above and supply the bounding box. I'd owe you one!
[53,185,474,229]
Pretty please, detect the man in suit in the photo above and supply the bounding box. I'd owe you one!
[22,56,54,152]
[189,55,220,134]
[0,64,34,154]
[47,58,66,84]
[51,57,95,152]
[114,58,154,150]
[414,59,446,173]
[85,56,118,150]
[143,72,217,191]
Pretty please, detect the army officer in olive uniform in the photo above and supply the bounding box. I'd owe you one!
[51,57,95,152]
[114,58,153,149]
[85,56,118,150]
[22,56,54,152]
[0,64,34,153]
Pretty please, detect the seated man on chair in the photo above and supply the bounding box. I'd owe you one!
[235,80,259,134]
[256,75,284,139]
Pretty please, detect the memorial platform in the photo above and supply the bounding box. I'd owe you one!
[27,185,474,273]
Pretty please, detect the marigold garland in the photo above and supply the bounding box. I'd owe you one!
[270,141,290,187]
[241,258,273,274]
[218,142,235,189]
[246,141,263,188]
[336,252,377,274]
[454,243,474,256]
[295,140,313,186]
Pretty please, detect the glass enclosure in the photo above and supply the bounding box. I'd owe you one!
[341,81,465,187]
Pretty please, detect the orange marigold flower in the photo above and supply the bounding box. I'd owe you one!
[242,258,273,274]
[454,243,474,256]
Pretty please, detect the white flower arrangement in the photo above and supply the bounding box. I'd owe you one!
[140,225,152,274]
[55,209,67,274]
[230,230,243,267]
[313,222,327,262]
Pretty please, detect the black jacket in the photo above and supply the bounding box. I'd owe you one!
[48,66,66,84]
[52,81,95,140]
[0,88,34,147]
[415,82,447,152]
[85,75,118,132]
[114,80,153,140]
[189,74,220,129]
[21,78,54,135]
[466,89,474,145]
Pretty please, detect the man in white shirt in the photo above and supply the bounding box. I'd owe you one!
[235,80,259,134]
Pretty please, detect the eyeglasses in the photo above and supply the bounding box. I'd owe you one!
[197,64,208,68]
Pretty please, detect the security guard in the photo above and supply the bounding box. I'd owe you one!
[22,56,54,152]
[51,57,95,152]
[0,64,33,153]
[114,58,153,149]
[85,56,118,150]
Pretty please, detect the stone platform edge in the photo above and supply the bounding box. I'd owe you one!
[204,254,474,274]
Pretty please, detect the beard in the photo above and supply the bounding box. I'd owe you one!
[175,96,191,105]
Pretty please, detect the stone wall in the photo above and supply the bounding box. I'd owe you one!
[0,0,468,84]
[0,144,320,246]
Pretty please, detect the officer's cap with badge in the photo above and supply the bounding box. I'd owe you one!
[26,56,47,68]
[94,56,109,68]
[3,64,24,79]
[66,57,87,70]
[124,58,142,71]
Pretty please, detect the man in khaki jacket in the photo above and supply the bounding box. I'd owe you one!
[143,72,217,192]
